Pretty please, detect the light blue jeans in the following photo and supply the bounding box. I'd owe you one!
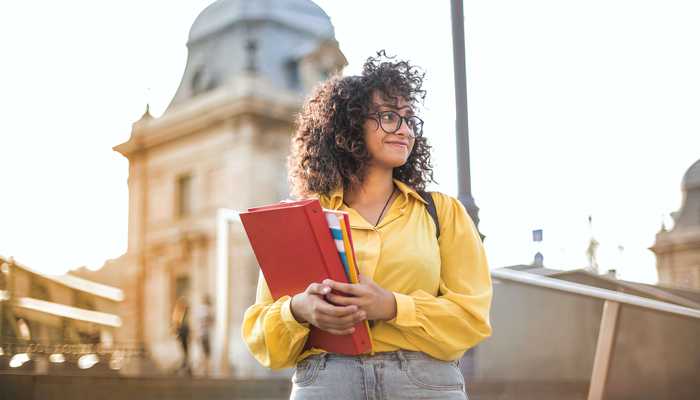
[290,350,468,399]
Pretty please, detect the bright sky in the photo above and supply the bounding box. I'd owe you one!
[1,1,699,284]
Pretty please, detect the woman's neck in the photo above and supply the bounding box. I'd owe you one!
[344,166,395,207]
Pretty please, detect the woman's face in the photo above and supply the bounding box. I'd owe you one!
[363,92,416,169]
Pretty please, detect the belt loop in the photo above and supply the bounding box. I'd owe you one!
[396,350,407,370]
[319,353,328,369]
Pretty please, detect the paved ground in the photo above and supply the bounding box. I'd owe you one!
[0,373,593,400]
[0,373,292,400]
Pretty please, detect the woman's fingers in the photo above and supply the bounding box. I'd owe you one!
[301,281,370,331]
[314,300,357,317]
[325,293,361,306]
[310,297,366,330]
[322,279,363,295]
[316,309,365,327]
[306,282,331,296]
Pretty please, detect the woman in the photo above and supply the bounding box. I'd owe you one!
[242,52,492,399]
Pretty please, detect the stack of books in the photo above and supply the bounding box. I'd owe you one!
[240,199,372,355]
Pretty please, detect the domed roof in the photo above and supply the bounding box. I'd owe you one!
[165,0,343,112]
[189,0,334,43]
[682,158,700,191]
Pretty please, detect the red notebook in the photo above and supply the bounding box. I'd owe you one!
[240,199,372,355]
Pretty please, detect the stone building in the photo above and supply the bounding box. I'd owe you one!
[80,0,346,377]
[0,256,124,374]
[651,158,700,290]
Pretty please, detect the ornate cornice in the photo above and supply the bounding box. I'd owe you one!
[651,228,700,254]
[114,74,302,159]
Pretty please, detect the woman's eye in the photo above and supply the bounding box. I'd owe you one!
[381,113,398,122]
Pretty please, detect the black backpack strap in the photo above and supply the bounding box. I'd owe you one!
[417,190,440,240]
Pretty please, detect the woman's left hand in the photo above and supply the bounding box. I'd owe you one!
[322,274,397,321]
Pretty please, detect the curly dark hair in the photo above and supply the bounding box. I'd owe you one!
[288,51,435,198]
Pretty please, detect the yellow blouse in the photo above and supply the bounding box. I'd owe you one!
[241,179,492,369]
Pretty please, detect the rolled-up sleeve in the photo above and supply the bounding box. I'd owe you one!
[388,193,492,360]
[241,272,310,369]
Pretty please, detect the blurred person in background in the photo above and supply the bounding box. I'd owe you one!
[196,294,214,376]
[171,296,191,376]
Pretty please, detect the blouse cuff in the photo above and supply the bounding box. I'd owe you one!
[281,296,311,332]
[388,292,419,327]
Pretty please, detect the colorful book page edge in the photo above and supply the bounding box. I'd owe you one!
[341,213,360,278]
[325,212,350,279]
[338,217,360,284]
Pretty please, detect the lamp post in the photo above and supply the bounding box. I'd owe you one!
[450,0,482,236]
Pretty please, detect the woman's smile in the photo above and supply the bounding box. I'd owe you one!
[385,140,410,150]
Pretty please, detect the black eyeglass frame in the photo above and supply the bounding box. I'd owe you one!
[367,111,424,138]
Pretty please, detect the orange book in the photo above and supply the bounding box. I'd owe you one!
[240,199,372,355]
[337,216,360,283]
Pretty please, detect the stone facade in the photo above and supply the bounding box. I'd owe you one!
[651,158,700,290]
[84,0,346,377]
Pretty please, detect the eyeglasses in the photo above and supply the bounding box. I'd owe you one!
[367,111,424,138]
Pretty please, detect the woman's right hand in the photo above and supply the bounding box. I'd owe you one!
[290,282,366,335]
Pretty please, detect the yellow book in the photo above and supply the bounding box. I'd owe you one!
[338,217,359,284]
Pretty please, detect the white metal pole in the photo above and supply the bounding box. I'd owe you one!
[213,208,241,376]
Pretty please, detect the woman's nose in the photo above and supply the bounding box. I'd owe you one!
[395,117,413,137]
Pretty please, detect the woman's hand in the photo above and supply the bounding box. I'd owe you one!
[290,282,366,335]
[322,274,397,321]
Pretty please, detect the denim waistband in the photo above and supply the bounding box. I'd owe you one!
[302,350,461,372]
[310,350,443,363]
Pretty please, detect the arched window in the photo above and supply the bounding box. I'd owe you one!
[285,60,301,90]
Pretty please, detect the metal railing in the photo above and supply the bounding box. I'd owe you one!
[491,268,700,400]
[492,268,700,319]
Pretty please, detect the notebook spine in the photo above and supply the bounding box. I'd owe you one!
[304,204,368,354]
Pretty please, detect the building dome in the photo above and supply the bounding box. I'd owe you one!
[670,157,700,230]
[682,158,700,191]
[189,0,334,44]
[165,0,340,111]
